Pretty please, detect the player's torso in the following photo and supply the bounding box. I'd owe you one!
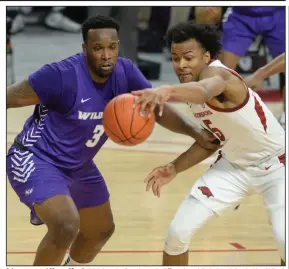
[16,56,130,170]
[188,64,284,167]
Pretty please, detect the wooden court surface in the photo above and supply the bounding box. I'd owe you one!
[6,103,283,266]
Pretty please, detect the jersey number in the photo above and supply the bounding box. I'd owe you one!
[86,125,105,147]
[202,119,225,141]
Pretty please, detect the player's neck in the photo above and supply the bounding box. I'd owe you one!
[88,68,109,84]
[85,59,109,84]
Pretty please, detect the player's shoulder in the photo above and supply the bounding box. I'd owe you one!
[114,57,137,77]
[200,60,235,80]
[115,57,135,70]
[46,52,84,74]
[199,65,225,81]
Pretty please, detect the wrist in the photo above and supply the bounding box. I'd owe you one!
[159,84,174,96]
[255,68,267,80]
[169,161,179,174]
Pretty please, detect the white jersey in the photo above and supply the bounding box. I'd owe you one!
[188,60,285,167]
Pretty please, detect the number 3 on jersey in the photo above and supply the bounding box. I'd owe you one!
[202,119,225,141]
[86,125,105,147]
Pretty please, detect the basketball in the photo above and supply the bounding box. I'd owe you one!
[103,93,155,146]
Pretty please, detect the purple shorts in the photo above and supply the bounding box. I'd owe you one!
[222,7,285,58]
[7,145,110,225]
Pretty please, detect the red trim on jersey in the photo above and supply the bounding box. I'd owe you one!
[278,153,285,166]
[253,96,267,133]
[205,65,250,113]
[206,90,250,112]
[210,150,222,168]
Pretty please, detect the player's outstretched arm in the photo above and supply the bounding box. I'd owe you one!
[132,68,226,116]
[155,103,220,150]
[245,53,285,91]
[145,142,217,197]
[7,79,40,109]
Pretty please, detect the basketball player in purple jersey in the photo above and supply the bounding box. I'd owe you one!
[220,7,285,128]
[7,15,219,266]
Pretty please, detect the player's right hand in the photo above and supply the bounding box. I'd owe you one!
[144,163,177,198]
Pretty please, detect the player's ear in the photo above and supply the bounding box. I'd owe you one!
[203,51,211,65]
[82,43,87,56]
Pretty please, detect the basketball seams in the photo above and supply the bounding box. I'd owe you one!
[113,96,133,145]
[130,95,154,140]
[103,123,123,141]
[129,96,136,137]
[103,93,155,145]
[131,115,154,139]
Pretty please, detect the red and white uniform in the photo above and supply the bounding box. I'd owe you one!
[187,60,285,229]
[165,60,285,260]
[189,60,285,169]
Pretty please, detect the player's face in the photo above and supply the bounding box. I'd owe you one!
[171,39,210,83]
[83,28,119,78]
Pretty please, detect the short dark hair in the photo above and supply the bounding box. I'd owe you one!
[165,21,222,59]
[81,15,120,43]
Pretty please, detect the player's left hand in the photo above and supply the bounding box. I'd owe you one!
[144,163,177,198]
[132,86,171,118]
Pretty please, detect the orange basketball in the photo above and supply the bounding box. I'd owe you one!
[103,93,155,146]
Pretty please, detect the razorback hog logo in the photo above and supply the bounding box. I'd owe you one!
[198,186,214,198]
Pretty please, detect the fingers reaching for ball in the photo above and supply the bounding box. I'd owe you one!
[131,87,171,118]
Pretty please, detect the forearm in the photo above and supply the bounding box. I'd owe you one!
[165,83,209,104]
[171,142,217,174]
[155,103,201,137]
[257,53,285,79]
[163,75,225,104]
[7,79,40,109]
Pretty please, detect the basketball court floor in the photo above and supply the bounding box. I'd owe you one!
[7,26,284,266]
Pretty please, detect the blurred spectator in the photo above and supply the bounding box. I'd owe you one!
[6,15,15,86]
[220,7,285,70]
[7,6,83,34]
[194,7,222,24]
[219,7,285,128]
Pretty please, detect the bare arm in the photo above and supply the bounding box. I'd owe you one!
[7,79,40,109]
[132,67,227,115]
[167,75,226,104]
[155,103,201,137]
[143,141,217,197]
[154,103,220,150]
[171,141,217,174]
[244,53,285,91]
[255,53,285,79]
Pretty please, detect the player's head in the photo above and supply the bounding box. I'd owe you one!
[166,21,222,83]
[82,15,120,78]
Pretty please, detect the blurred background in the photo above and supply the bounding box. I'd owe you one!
[6,6,286,145]
[6,6,286,266]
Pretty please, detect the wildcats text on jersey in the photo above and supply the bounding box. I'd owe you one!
[78,111,103,120]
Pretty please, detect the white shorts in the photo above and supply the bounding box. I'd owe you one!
[191,154,285,215]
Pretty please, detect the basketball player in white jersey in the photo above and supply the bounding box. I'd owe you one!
[132,22,285,266]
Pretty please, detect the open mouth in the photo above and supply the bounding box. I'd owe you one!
[179,73,192,78]
[101,63,113,71]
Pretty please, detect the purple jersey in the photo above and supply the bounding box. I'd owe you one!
[233,7,284,16]
[16,53,151,170]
